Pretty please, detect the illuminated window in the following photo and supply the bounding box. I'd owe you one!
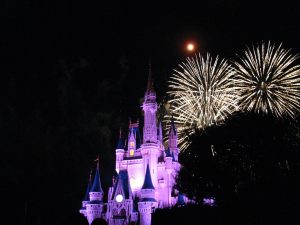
[129,141,135,147]
[130,150,134,156]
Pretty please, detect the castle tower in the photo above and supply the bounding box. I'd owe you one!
[85,160,104,224]
[79,171,93,217]
[138,163,158,225]
[141,60,160,189]
[116,130,125,173]
[168,116,179,162]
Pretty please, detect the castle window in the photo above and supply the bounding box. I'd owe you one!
[129,141,134,147]
[130,149,134,156]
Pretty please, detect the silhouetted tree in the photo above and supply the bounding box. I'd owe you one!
[177,112,300,223]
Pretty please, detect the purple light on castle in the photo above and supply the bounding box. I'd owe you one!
[79,62,185,225]
[203,197,216,206]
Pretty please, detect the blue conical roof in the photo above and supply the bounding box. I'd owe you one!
[90,163,103,193]
[112,170,132,200]
[116,130,123,149]
[165,148,172,158]
[127,121,142,149]
[169,116,177,135]
[83,172,92,201]
[176,193,186,206]
[142,163,155,190]
[172,151,176,161]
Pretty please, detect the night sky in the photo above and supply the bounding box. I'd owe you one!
[3,1,300,80]
[2,1,300,110]
[2,1,300,225]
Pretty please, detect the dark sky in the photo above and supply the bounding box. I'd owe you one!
[2,0,300,151]
[2,2,300,225]
[2,1,300,74]
[2,0,300,111]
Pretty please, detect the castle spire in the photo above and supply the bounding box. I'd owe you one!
[112,170,132,201]
[128,127,137,156]
[139,161,157,225]
[83,170,93,201]
[116,128,123,149]
[79,169,93,217]
[169,115,177,136]
[165,147,172,158]
[146,57,154,94]
[168,115,178,161]
[90,156,103,193]
[143,58,158,143]
[142,162,155,190]
[158,121,163,143]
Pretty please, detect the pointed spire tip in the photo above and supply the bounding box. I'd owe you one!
[146,57,154,93]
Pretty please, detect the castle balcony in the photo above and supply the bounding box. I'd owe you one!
[89,192,103,201]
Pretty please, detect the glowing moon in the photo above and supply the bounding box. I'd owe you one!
[187,43,195,51]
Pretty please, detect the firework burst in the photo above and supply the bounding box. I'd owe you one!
[233,41,300,118]
[165,53,240,150]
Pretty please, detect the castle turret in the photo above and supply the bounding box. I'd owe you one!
[141,61,160,189]
[128,127,136,157]
[165,148,173,207]
[79,171,93,216]
[138,163,158,225]
[86,160,104,224]
[83,171,93,205]
[116,130,124,173]
[168,116,179,161]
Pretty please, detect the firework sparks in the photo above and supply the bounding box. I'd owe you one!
[166,53,240,150]
[234,41,300,118]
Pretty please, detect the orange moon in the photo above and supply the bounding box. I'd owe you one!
[187,43,195,51]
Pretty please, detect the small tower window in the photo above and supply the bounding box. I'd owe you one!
[129,141,135,147]
[130,149,134,156]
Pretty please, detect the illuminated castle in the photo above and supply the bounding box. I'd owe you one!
[79,65,186,225]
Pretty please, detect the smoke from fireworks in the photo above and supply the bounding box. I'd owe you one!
[233,41,300,118]
[166,53,240,150]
